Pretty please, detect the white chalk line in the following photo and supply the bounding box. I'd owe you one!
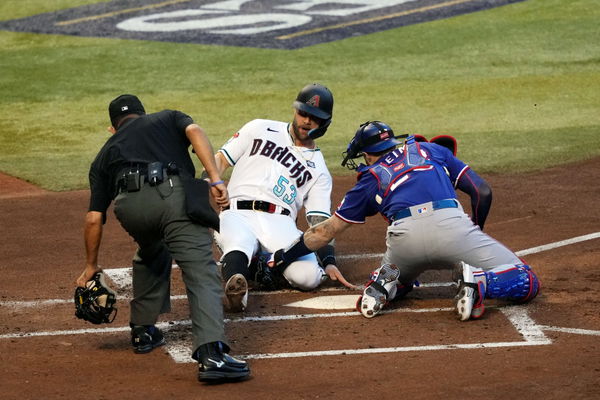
[538,325,600,336]
[1,231,599,362]
[167,306,554,362]
[0,307,451,340]
[3,231,598,309]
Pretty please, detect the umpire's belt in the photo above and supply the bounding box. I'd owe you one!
[390,199,458,222]
[225,200,291,216]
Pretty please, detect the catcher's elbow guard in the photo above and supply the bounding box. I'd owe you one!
[74,272,118,324]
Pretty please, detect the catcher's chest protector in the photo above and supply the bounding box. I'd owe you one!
[370,136,435,198]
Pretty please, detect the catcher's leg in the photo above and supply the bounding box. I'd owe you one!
[454,262,486,321]
[484,263,540,302]
[357,264,400,318]
[454,262,540,321]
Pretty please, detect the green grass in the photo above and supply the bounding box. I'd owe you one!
[0,0,599,190]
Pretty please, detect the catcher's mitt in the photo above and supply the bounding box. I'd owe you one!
[74,271,117,324]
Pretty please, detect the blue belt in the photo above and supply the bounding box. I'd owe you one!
[390,199,458,222]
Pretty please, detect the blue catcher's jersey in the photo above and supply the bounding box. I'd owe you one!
[335,136,470,223]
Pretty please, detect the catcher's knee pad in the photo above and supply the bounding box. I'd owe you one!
[484,264,540,302]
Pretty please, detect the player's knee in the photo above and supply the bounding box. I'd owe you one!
[284,261,323,291]
[485,264,540,302]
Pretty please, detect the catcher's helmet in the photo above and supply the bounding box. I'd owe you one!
[293,83,334,139]
[342,121,403,169]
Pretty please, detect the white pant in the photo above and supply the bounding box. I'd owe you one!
[215,209,324,290]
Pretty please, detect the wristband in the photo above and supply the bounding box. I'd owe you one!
[210,180,224,187]
[282,234,312,262]
[316,244,336,267]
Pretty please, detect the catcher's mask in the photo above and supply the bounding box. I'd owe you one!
[342,121,405,170]
[74,272,117,325]
[292,83,333,140]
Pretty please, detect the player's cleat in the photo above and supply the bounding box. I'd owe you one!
[195,342,250,383]
[454,262,486,321]
[131,325,166,354]
[358,263,400,318]
[224,273,248,312]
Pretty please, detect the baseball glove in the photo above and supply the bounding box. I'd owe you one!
[74,271,117,324]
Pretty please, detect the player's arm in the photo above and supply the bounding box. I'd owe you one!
[186,124,229,207]
[269,216,351,270]
[76,211,103,287]
[306,215,355,289]
[456,168,492,230]
[215,152,232,175]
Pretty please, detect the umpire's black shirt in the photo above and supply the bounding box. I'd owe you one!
[89,110,196,220]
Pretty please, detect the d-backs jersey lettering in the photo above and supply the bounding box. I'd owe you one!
[219,119,332,220]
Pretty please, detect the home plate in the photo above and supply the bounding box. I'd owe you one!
[284,295,359,310]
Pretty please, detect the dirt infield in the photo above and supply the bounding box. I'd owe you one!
[1,159,599,400]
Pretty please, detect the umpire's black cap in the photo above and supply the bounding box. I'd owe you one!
[108,94,145,127]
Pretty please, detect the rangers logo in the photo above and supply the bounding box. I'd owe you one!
[306,95,320,107]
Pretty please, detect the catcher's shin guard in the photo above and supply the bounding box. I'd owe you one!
[484,263,540,302]
[357,264,400,318]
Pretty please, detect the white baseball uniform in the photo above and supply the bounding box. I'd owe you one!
[215,119,332,290]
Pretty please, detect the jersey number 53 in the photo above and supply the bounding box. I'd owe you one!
[273,175,297,205]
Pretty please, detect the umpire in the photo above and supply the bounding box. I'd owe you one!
[75,94,250,382]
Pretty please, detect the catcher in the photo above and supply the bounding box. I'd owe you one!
[269,121,540,320]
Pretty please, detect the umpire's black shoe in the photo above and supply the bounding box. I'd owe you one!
[131,325,166,354]
[193,342,250,383]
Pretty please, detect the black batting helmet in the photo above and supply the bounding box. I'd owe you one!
[293,83,334,139]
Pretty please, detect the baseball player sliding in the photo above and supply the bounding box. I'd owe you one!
[268,121,540,321]
[213,83,354,312]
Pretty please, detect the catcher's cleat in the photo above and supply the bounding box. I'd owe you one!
[195,342,250,383]
[454,262,486,321]
[224,273,248,312]
[358,263,400,318]
[131,325,166,354]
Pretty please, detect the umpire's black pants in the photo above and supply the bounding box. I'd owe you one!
[114,176,227,353]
